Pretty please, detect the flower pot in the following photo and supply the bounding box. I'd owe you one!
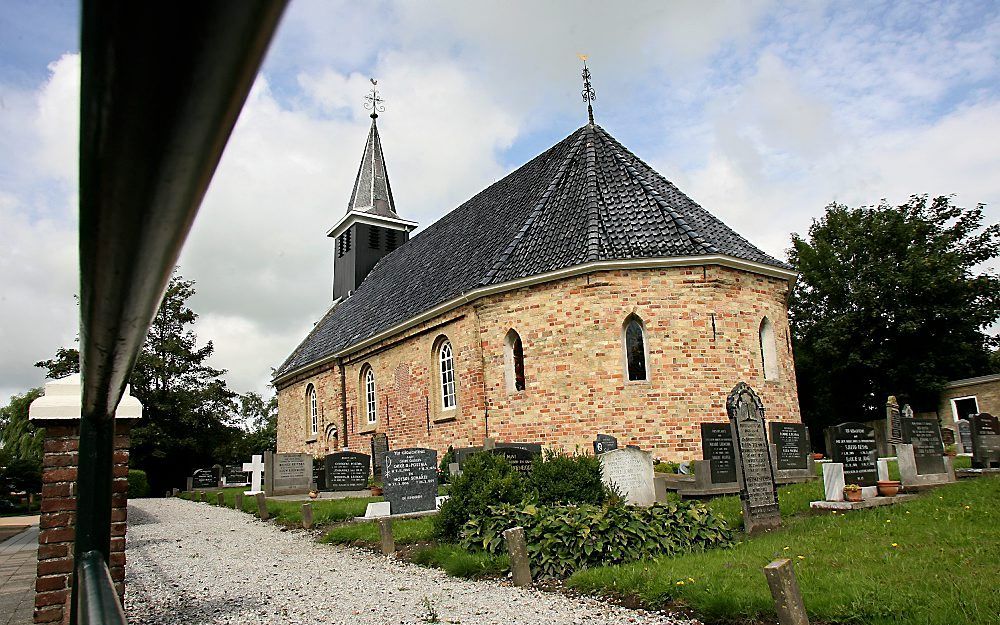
[309,491,318,499]
[876,480,901,497]
[811,453,824,460]
[370,486,383,496]
[844,488,863,502]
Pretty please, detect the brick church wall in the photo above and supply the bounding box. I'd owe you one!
[277,265,800,461]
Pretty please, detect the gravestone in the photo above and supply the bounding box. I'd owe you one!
[222,465,249,486]
[599,447,655,506]
[902,404,914,420]
[453,447,482,467]
[242,454,265,494]
[902,419,946,475]
[371,433,390,481]
[383,448,438,515]
[497,442,543,455]
[264,451,312,496]
[727,382,781,534]
[969,413,1000,468]
[958,420,973,454]
[941,427,956,447]
[593,434,618,455]
[769,422,809,471]
[828,422,879,487]
[325,451,371,491]
[886,396,903,446]
[487,446,537,476]
[191,468,219,489]
[700,423,737,484]
[312,460,326,491]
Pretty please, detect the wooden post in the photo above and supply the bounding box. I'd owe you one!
[763,559,809,625]
[165,490,171,498]
[378,518,394,555]
[216,491,225,506]
[503,526,532,587]
[255,492,269,520]
[235,491,244,511]
[199,491,206,503]
[302,503,314,529]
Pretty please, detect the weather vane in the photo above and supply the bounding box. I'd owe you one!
[364,78,385,119]
[579,54,596,125]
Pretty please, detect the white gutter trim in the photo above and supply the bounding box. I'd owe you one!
[273,254,797,386]
[326,211,419,239]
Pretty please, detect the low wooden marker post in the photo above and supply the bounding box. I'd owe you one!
[301,503,314,529]
[216,492,225,506]
[503,526,531,587]
[199,491,207,503]
[255,492,269,520]
[763,558,809,625]
[235,491,244,511]
[378,518,394,555]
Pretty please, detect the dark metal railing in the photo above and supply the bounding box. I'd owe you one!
[74,2,287,623]
[76,552,126,625]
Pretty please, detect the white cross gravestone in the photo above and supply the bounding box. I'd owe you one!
[243,454,265,495]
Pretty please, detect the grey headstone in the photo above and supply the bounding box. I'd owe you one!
[958,420,973,453]
[599,447,655,506]
[701,423,737,484]
[371,433,390,480]
[727,382,781,533]
[769,422,809,471]
[902,419,946,475]
[970,413,1000,468]
[828,422,879,487]
[325,452,371,490]
[265,451,313,496]
[383,448,438,515]
[453,447,483,467]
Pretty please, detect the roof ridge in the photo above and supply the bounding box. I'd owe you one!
[594,125,718,254]
[478,129,588,286]
[583,125,602,262]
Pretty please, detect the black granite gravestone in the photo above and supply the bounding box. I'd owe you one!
[593,434,618,455]
[325,452,371,490]
[829,422,879,487]
[769,422,809,471]
[700,423,737,484]
[453,447,483,468]
[727,382,780,534]
[902,419,946,475]
[223,465,249,486]
[383,448,437,515]
[969,413,1000,468]
[958,420,973,454]
[488,446,537,476]
[191,468,218,489]
[497,442,543,455]
[312,460,326,491]
[371,433,390,481]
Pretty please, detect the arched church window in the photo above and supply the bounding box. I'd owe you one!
[438,340,457,409]
[759,317,779,380]
[504,329,526,392]
[362,365,377,424]
[623,315,648,382]
[307,384,318,436]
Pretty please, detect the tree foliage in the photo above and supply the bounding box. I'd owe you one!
[0,388,45,496]
[789,195,1000,435]
[36,272,276,492]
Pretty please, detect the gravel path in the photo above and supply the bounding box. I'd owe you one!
[125,499,698,625]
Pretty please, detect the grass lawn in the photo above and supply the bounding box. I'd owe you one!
[568,474,998,625]
[179,488,378,527]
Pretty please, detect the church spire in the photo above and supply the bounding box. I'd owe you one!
[347,80,397,218]
[579,55,596,125]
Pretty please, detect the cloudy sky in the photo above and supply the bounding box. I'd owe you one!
[2,0,999,404]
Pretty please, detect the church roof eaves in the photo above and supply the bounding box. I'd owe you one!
[274,124,795,385]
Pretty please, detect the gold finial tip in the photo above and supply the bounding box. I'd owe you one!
[577,53,588,62]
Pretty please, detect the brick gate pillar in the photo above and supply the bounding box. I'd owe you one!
[28,375,142,625]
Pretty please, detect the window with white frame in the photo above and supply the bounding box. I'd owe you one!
[364,366,377,424]
[759,316,779,380]
[439,340,457,409]
[307,384,318,436]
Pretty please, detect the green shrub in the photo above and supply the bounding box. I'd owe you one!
[127,470,150,498]
[528,451,605,505]
[434,452,524,540]
[438,445,455,484]
[460,500,733,579]
[653,460,680,474]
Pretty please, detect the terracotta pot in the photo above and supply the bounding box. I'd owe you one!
[370,486,383,496]
[877,480,901,497]
[844,488,863,502]
[812,453,824,460]
[309,491,318,499]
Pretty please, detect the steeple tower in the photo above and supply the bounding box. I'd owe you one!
[328,81,418,301]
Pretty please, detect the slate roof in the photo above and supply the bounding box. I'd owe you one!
[275,123,791,379]
[346,116,398,218]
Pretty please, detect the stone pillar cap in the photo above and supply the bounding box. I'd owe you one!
[29,373,143,422]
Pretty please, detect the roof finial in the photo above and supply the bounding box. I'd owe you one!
[579,54,596,125]
[364,78,385,120]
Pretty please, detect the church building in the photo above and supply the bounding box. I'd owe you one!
[273,77,802,461]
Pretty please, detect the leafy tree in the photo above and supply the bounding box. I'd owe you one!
[0,388,45,497]
[789,195,1000,437]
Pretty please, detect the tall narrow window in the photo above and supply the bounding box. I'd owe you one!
[307,384,318,436]
[504,329,526,392]
[623,315,648,381]
[363,366,377,424]
[759,317,779,380]
[439,340,457,409]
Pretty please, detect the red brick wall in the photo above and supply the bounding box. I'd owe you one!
[34,422,131,625]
